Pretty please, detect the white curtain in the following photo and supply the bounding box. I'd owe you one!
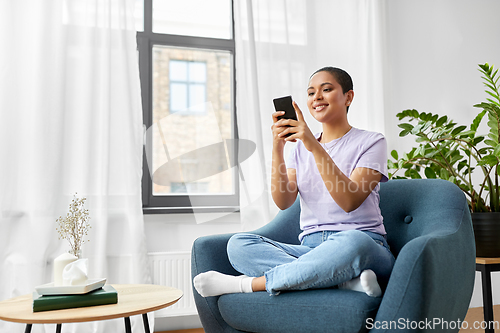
[0,1,150,332]
[234,0,388,231]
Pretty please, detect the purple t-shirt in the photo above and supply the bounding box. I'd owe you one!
[287,127,388,241]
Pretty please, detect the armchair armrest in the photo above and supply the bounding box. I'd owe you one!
[372,201,475,332]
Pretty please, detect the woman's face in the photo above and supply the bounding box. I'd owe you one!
[306,71,353,123]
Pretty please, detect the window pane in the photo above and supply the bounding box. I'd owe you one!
[170,83,187,112]
[189,62,207,83]
[169,60,188,81]
[153,0,232,39]
[152,45,233,196]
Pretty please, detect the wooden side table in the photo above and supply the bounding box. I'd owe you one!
[476,257,500,333]
[0,284,182,333]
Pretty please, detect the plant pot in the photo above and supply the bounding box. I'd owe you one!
[472,212,500,257]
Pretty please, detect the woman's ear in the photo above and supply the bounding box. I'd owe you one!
[346,90,354,106]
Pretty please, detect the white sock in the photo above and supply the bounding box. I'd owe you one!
[193,271,254,297]
[338,269,382,297]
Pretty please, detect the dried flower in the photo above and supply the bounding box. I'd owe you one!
[56,194,91,257]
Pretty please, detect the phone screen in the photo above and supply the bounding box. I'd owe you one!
[273,96,297,121]
[273,96,297,138]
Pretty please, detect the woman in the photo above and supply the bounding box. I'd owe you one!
[194,67,395,297]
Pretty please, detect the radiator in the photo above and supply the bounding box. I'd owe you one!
[148,251,197,317]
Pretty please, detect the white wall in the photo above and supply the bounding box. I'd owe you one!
[384,0,500,308]
[145,2,500,329]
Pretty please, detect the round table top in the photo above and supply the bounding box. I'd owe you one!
[0,284,183,324]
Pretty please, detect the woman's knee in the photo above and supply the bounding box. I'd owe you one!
[337,230,394,279]
[227,233,260,263]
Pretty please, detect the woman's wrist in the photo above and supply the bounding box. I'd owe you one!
[272,141,285,154]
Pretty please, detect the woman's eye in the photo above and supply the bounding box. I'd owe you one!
[323,88,331,92]
[308,92,314,96]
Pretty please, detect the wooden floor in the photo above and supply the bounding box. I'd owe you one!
[460,305,500,332]
[157,306,500,333]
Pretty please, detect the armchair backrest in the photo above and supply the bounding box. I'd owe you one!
[379,179,469,257]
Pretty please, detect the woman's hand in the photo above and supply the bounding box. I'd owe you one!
[276,101,319,152]
[271,110,288,151]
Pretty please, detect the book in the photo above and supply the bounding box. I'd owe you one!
[32,285,118,312]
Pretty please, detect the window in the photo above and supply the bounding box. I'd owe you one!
[137,0,236,213]
[169,60,207,114]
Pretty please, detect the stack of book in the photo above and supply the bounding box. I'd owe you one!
[32,285,118,312]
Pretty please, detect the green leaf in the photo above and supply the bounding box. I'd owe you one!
[424,167,437,179]
[487,119,499,130]
[411,123,424,135]
[471,110,486,132]
[407,169,422,179]
[391,150,399,160]
[450,153,463,164]
[436,115,448,127]
[473,136,485,145]
[399,129,411,137]
[487,135,498,145]
[479,155,499,167]
[414,145,425,157]
[425,149,439,159]
[398,123,414,131]
[486,90,500,102]
[440,168,450,180]
[458,130,475,138]
[457,160,468,172]
[478,147,491,155]
[451,125,467,136]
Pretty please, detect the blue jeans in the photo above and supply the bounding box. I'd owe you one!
[227,230,395,295]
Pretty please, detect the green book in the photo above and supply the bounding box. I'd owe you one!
[32,285,118,312]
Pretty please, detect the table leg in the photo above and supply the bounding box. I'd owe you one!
[124,316,132,333]
[55,324,62,333]
[479,264,494,333]
[24,324,32,333]
[142,313,150,333]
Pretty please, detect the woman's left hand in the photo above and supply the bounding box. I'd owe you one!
[277,101,319,152]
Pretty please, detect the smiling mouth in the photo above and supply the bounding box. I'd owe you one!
[314,104,328,111]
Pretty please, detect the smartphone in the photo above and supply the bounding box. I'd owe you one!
[273,96,297,138]
[273,95,297,121]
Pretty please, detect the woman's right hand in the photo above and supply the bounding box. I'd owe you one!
[271,111,289,150]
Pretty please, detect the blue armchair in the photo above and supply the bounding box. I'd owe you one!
[191,179,476,332]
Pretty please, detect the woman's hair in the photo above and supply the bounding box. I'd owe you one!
[310,67,353,112]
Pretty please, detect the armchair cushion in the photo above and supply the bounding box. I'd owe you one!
[218,289,381,333]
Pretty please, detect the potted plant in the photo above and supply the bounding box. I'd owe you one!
[388,63,500,257]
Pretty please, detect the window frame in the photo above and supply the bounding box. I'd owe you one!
[138,0,238,214]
